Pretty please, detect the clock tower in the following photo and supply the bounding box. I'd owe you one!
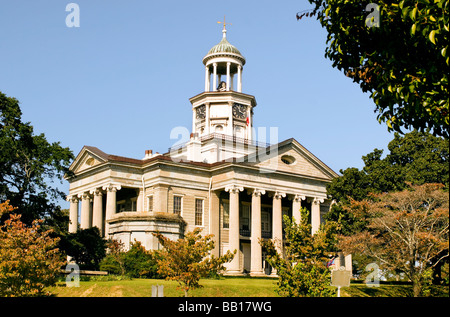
[189,21,256,141]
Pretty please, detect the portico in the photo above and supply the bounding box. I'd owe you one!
[212,182,327,275]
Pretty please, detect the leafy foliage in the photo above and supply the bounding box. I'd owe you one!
[303,0,449,138]
[327,130,449,205]
[100,239,163,278]
[339,183,449,296]
[153,228,235,297]
[58,227,106,270]
[0,201,65,297]
[0,91,74,226]
[260,210,338,297]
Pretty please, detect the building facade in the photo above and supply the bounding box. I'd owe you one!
[66,26,339,276]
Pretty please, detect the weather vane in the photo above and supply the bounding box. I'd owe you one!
[217,16,231,31]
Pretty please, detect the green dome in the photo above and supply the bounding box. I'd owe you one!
[207,37,242,56]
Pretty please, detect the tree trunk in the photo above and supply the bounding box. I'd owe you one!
[413,279,422,297]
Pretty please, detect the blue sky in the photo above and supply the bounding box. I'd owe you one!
[0,0,396,209]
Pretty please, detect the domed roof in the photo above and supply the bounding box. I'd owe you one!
[203,29,245,65]
[207,36,242,56]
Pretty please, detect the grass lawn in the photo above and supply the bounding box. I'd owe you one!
[48,277,280,297]
[47,277,449,297]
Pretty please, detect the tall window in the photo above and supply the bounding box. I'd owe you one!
[147,196,153,212]
[261,207,271,232]
[195,198,203,226]
[221,201,229,228]
[240,204,250,231]
[173,196,182,215]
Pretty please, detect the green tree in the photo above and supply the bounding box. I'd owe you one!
[153,228,235,297]
[327,130,449,204]
[0,91,74,226]
[260,210,338,297]
[59,227,106,270]
[0,201,65,297]
[302,0,449,138]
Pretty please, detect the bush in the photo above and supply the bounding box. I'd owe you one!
[100,240,162,278]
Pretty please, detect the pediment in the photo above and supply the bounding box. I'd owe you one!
[69,146,109,174]
[246,139,338,180]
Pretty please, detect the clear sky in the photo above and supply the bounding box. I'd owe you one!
[0,0,396,209]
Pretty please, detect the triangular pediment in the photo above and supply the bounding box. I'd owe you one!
[245,139,338,180]
[69,146,109,174]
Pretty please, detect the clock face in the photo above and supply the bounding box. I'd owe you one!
[232,103,247,119]
[196,105,206,119]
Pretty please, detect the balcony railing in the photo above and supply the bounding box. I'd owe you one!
[239,228,272,239]
[168,132,271,152]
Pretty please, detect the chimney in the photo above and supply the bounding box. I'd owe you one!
[144,149,153,159]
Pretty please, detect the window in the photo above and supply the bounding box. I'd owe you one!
[281,155,296,165]
[147,196,153,212]
[173,195,182,215]
[240,204,250,231]
[261,207,271,232]
[221,201,229,228]
[195,198,203,226]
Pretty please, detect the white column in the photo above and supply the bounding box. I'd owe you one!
[205,66,210,92]
[67,195,79,233]
[136,188,144,212]
[213,63,218,91]
[103,184,121,237]
[311,197,323,234]
[250,188,265,276]
[226,62,231,91]
[292,194,305,225]
[79,192,91,229]
[205,102,210,135]
[225,185,244,274]
[91,189,103,235]
[229,101,234,136]
[272,191,286,254]
[237,65,242,92]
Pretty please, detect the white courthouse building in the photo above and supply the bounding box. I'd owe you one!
[66,25,339,276]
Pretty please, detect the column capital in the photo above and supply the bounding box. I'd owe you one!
[291,194,306,202]
[102,184,121,192]
[78,192,92,200]
[313,197,325,205]
[270,191,286,199]
[90,188,103,196]
[66,195,79,203]
[247,188,266,197]
[225,185,244,194]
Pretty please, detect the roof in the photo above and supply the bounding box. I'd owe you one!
[69,138,339,181]
[207,36,242,56]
